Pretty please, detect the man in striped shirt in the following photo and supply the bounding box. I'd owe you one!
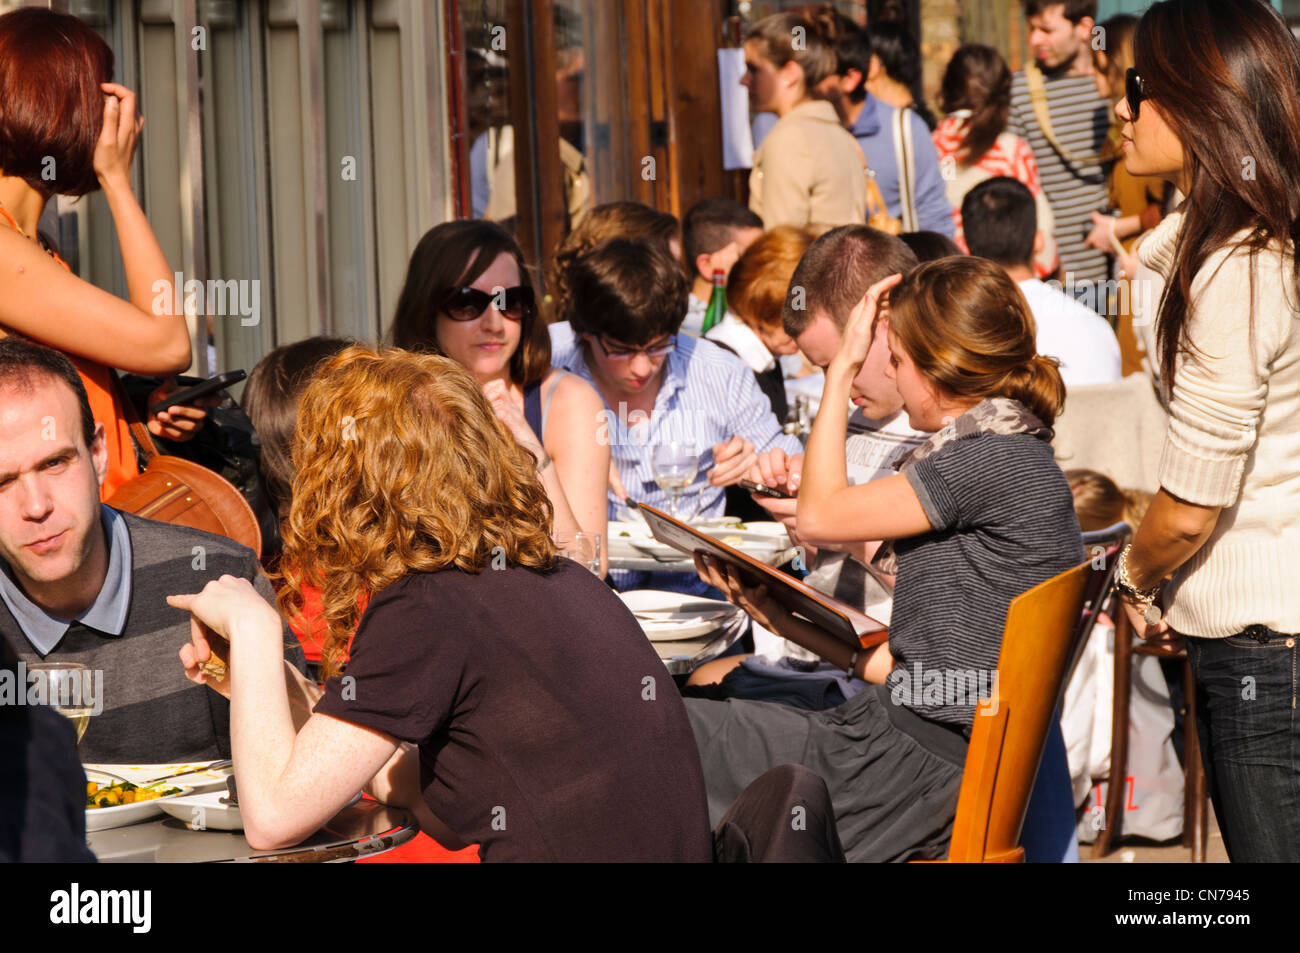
[1009,0,1113,296]
[548,236,802,592]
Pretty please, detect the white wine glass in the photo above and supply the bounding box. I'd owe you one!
[28,661,95,744]
[652,443,699,519]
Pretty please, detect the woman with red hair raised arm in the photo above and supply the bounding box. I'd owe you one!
[0,7,198,499]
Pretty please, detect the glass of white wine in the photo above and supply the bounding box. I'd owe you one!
[28,662,95,744]
[652,442,699,520]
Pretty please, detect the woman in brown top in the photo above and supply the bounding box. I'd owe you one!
[169,346,712,862]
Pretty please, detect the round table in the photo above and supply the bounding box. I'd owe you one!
[87,799,417,863]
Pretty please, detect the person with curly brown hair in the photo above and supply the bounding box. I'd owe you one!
[169,346,712,862]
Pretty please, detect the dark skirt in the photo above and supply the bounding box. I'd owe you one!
[685,683,967,862]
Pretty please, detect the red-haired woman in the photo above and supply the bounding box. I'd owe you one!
[169,347,712,861]
[0,8,196,499]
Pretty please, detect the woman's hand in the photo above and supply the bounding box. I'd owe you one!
[1119,594,1171,641]
[1084,211,1117,254]
[482,379,543,457]
[829,274,902,379]
[146,377,217,442]
[168,575,283,693]
[694,553,790,632]
[93,83,144,190]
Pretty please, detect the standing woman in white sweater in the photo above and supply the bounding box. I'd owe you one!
[1115,0,1300,862]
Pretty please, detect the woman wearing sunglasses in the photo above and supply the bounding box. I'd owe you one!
[1114,0,1300,862]
[389,220,609,575]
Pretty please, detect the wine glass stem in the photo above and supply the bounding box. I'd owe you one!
[669,489,679,518]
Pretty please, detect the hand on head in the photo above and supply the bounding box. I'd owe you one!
[832,274,902,375]
[93,82,144,187]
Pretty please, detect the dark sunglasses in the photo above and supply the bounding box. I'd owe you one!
[442,285,535,322]
[1125,68,1146,122]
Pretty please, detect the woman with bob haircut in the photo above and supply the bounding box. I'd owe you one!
[1113,0,1300,862]
[688,256,1086,861]
[168,346,712,861]
[388,220,608,575]
[0,7,198,499]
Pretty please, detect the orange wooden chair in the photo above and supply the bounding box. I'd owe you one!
[926,558,1095,862]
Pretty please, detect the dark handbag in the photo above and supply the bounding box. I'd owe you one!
[105,376,263,557]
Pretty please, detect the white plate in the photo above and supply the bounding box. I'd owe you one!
[158,791,243,832]
[83,761,232,794]
[619,590,740,641]
[84,774,193,832]
[608,521,790,564]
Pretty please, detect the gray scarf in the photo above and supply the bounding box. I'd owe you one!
[870,397,1053,575]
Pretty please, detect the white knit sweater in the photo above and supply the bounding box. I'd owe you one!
[1138,210,1300,637]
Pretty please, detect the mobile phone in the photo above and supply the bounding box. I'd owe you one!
[149,369,246,416]
[737,478,794,499]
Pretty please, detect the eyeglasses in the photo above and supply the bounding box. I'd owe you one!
[1125,68,1146,122]
[441,285,535,322]
[587,334,677,361]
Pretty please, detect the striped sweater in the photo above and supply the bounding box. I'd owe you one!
[2,512,305,763]
[1008,71,1113,286]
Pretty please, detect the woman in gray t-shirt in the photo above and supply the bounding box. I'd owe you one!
[688,257,1084,861]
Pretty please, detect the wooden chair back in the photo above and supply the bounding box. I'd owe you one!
[943,559,1093,862]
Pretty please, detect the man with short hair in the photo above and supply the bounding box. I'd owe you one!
[549,236,802,591]
[0,338,304,763]
[1009,0,1112,295]
[680,198,764,337]
[962,176,1121,387]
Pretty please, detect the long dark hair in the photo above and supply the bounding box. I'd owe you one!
[1135,0,1300,385]
[939,45,1012,166]
[387,219,551,388]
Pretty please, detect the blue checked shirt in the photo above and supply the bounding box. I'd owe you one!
[549,322,804,520]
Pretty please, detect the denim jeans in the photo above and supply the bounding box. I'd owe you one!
[1185,629,1300,862]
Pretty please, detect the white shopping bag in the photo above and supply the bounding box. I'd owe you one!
[1061,620,1184,843]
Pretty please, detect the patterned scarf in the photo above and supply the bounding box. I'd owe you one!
[870,397,1053,575]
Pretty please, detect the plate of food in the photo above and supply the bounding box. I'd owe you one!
[84,775,193,832]
[618,589,740,641]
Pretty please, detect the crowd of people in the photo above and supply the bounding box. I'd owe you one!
[2,0,1299,864]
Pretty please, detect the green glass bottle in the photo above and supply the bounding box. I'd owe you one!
[701,269,726,334]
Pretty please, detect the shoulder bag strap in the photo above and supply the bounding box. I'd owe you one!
[112,372,161,466]
[1025,62,1104,168]
[893,106,919,232]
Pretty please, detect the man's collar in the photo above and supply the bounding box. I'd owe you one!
[849,93,881,137]
[0,505,132,657]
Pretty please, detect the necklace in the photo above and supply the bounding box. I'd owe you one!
[0,197,36,242]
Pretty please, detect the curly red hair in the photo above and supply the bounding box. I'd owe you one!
[275,345,556,680]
